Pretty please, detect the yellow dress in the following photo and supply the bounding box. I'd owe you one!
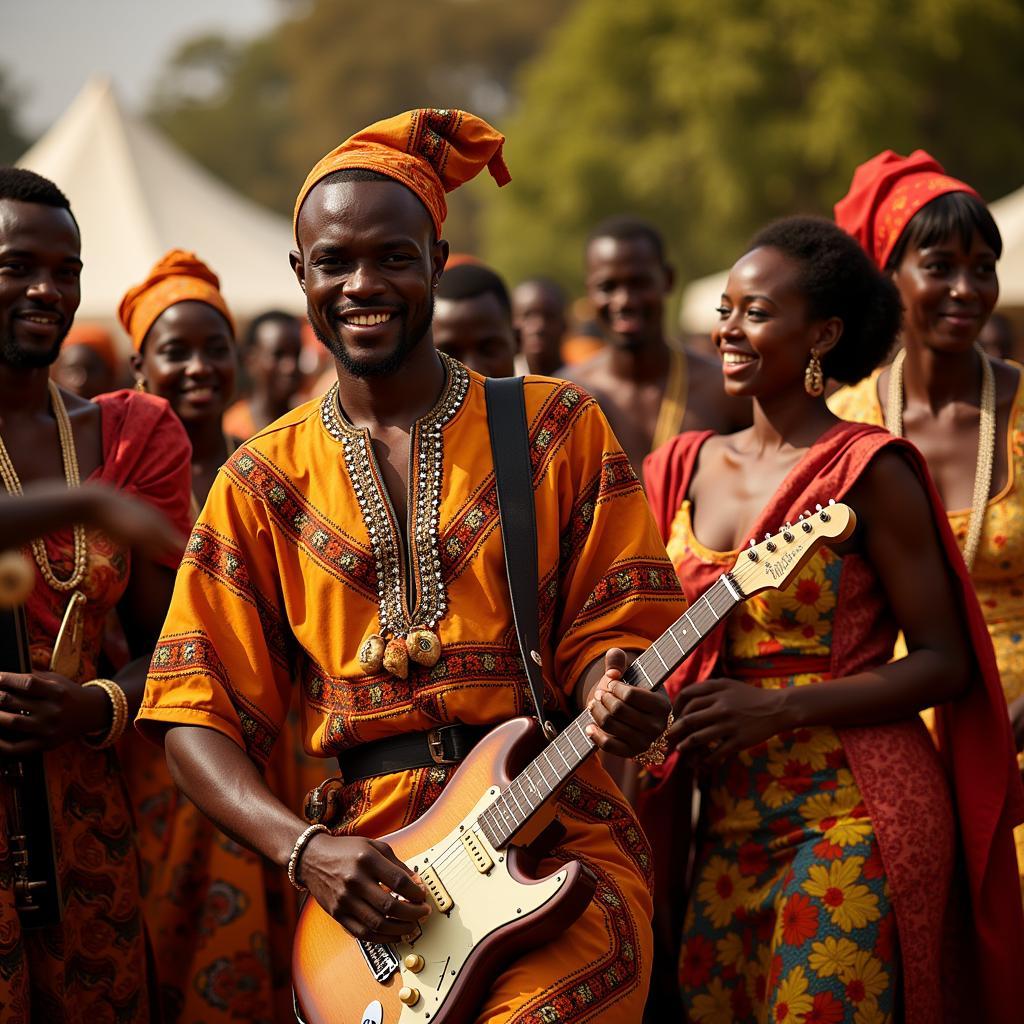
[829,364,1024,898]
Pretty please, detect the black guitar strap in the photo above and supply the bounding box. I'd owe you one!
[484,376,556,738]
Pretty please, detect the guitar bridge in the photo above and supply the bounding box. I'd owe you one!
[357,939,399,982]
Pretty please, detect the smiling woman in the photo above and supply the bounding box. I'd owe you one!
[642,214,1024,1021]
[829,149,1024,909]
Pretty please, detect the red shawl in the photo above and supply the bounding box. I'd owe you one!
[642,421,1024,1023]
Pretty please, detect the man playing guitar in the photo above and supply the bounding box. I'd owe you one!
[137,109,684,1023]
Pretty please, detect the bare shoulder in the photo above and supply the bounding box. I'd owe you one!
[561,350,609,388]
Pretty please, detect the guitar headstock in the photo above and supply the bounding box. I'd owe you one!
[728,501,856,598]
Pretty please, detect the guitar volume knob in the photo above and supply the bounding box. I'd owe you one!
[399,986,420,1006]
[404,953,425,973]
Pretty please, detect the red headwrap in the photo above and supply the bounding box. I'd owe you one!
[834,149,980,270]
[292,108,511,241]
[118,249,234,352]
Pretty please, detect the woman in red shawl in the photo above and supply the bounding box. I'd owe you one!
[643,216,1024,1022]
[0,168,192,1023]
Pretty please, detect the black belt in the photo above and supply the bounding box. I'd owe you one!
[337,725,491,783]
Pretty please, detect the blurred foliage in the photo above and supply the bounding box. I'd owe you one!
[0,68,28,164]
[481,0,1024,291]
[149,0,573,251]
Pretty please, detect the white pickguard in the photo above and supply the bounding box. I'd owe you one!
[384,789,569,1023]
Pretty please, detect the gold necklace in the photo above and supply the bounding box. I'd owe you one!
[885,343,995,571]
[0,380,88,591]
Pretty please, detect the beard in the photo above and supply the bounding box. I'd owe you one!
[309,298,434,379]
[0,325,68,369]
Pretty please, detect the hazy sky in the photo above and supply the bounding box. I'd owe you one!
[2,0,284,137]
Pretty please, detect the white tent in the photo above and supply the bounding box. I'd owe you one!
[17,77,303,333]
[680,181,1024,334]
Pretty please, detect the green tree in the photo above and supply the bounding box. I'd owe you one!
[0,68,28,164]
[149,0,573,250]
[481,0,1024,292]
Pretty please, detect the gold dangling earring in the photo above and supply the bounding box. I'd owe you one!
[134,376,148,393]
[804,350,824,397]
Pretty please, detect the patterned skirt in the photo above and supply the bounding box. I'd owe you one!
[679,674,899,1024]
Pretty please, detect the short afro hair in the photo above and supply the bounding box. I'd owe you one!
[586,215,666,264]
[436,263,511,315]
[0,167,77,229]
[747,216,902,385]
[885,190,1002,271]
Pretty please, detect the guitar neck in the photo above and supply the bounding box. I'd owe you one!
[477,573,742,849]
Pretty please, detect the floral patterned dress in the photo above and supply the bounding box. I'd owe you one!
[830,363,1024,899]
[669,502,897,1024]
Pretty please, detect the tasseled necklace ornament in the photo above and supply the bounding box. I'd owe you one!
[359,625,442,680]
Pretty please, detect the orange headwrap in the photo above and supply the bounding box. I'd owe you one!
[293,108,510,241]
[63,323,119,374]
[118,249,234,351]
[834,149,980,270]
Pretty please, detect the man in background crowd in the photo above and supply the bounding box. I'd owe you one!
[223,309,304,438]
[433,262,518,377]
[511,276,567,376]
[565,216,750,473]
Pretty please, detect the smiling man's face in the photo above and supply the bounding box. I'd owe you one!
[0,198,81,370]
[292,177,446,378]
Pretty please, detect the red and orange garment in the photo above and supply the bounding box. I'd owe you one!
[642,422,1024,1022]
[0,390,191,1024]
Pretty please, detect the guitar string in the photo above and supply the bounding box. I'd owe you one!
[407,512,844,886]
[419,516,840,883]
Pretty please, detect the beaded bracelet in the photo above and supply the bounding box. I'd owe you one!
[288,823,329,891]
[82,679,129,749]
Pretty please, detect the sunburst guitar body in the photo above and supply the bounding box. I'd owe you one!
[292,501,856,1024]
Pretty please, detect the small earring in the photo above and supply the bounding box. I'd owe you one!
[804,350,824,397]
[134,377,148,393]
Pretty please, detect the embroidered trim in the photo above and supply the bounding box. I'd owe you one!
[319,354,469,638]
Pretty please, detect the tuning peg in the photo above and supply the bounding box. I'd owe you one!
[815,503,823,511]
[802,518,813,533]
[747,537,759,562]
[802,510,812,518]
[763,532,777,553]
[782,523,794,542]
[828,498,836,505]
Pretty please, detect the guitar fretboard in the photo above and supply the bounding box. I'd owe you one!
[476,572,742,849]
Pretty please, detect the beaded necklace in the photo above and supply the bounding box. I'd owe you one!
[320,353,470,678]
[885,343,995,571]
[0,380,88,590]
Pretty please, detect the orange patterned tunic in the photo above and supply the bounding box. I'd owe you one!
[829,363,1024,898]
[138,361,686,1023]
[0,390,191,1024]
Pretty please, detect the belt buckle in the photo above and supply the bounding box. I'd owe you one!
[427,728,455,765]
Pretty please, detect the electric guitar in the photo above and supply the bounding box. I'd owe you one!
[292,502,856,1024]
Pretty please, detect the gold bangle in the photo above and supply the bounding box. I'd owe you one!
[82,679,128,748]
[635,711,675,769]
[288,823,329,892]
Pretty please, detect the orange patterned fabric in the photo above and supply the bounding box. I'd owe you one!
[139,365,685,1022]
[117,249,234,351]
[834,149,979,269]
[0,390,191,1024]
[293,109,510,239]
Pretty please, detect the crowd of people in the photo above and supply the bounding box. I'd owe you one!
[0,103,1022,1024]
